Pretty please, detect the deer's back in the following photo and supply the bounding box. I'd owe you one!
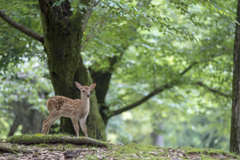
[47,96,81,111]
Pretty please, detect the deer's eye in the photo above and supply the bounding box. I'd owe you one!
[82,90,85,92]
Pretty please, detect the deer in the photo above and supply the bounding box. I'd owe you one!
[42,82,96,137]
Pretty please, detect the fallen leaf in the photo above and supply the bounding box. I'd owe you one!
[149,151,158,155]
[97,155,103,159]
[131,153,139,158]
[118,142,124,146]
[63,150,80,158]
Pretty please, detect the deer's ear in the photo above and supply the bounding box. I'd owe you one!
[90,83,96,90]
[75,81,82,90]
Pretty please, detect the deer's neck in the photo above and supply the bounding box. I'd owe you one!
[81,95,90,109]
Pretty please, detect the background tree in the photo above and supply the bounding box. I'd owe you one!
[0,58,53,136]
[230,0,240,154]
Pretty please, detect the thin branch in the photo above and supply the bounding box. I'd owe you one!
[88,21,105,43]
[0,10,44,44]
[82,0,99,32]
[180,61,198,75]
[110,83,174,118]
[196,81,232,98]
[109,62,197,118]
[81,19,104,51]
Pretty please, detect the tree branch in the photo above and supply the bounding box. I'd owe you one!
[180,61,198,75]
[0,10,44,44]
[109,62,197,118]
[196,81,232,98]
[82,0,99,32]
[81,19,104,51]
[110,83,174,118]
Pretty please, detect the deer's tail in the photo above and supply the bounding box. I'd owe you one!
[46,99,52,111]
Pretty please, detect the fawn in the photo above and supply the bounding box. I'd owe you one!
[42,82,96,137]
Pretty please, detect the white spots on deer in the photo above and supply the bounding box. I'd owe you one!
[47,96,80,111]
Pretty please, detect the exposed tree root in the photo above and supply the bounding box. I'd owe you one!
[0,145,32,154]
[7,134,108,147]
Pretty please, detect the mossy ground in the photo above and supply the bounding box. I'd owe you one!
[0,134,239,159]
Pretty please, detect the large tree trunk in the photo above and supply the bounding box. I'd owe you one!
[230,0,240,154]
[38,0,106,140]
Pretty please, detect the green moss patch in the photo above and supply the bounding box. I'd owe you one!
[107,143,167,159]
[7,134,108,147]
[184,147,240,159]
[34,143,49,148]
[102,145,240,160]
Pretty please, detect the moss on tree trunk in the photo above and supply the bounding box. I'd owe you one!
[38,0,106,140]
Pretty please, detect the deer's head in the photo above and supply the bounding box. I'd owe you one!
[75,82,96,98]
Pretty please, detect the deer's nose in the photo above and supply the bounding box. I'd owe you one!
[87,94,90,98]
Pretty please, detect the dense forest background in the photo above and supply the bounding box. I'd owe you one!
[0,0,236,152]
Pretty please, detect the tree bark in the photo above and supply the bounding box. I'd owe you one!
[38,0,105,140]
[230,0,240,154]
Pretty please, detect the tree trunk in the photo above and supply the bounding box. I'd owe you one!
[38,0,106,140]
[230,0,240,154]
[8,100,45,137]
[151,124,164,147]
[89,56,120,124]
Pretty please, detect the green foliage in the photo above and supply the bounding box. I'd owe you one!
[104,0,235,151]
[0,0,44,71]
[52,0,65,7]
[0,118,10,139]
[0,58,53,138]
[0,57,53,112]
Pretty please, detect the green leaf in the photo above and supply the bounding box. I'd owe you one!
[78,3,88,10]
[52,0,65,7]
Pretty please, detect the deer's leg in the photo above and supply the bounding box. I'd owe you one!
[43,116,50,125]
[42,113,52,134]
[42,121,46,134]
[42,114,52,134]
[79,118,88,138]
[71,117,79,137]
[44,112,62,134]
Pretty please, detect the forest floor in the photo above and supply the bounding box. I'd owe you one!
[0,134,239,160]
